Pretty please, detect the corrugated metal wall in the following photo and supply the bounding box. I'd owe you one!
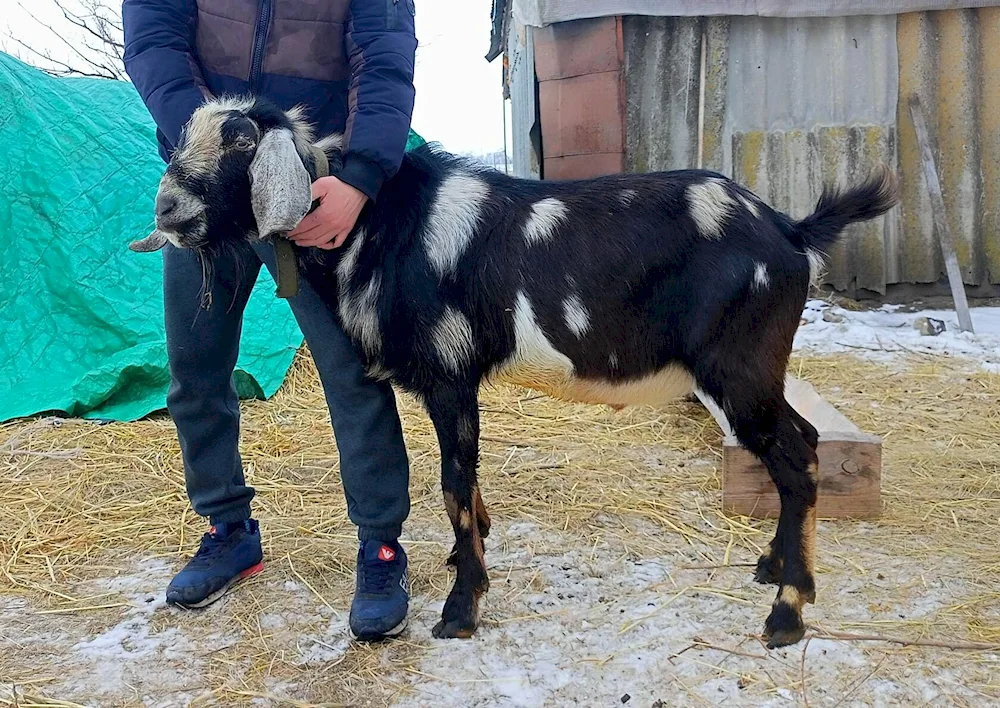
[619,9,1000,294]
[506,20,542,179]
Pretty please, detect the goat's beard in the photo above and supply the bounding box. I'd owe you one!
[192,239,239,312]
[197,248,215,310]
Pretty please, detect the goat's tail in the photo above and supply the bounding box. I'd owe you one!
[794,164,900,256]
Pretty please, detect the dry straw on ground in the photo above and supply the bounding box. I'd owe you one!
[1,350,998,705]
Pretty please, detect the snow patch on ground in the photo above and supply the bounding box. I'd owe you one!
[795,300,1000,371]
[393,525,993,707]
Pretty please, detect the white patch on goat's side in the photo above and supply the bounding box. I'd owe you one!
[687,178,736,239]
[737,193,760,219]
[424,173,490,277]
[608,352,619,370]
[339,271,383,356]
[562,294,590,338]
[523,197,568,245]
[753,262,770,290]
[805,248,827,286]
[619,189,638,207]
[337,227,367,287]
[433,307,475,374]
[495,292,695,406]
[496,292,575,391]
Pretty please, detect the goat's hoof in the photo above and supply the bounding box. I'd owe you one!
[754,554,782,585]
[763,603,806,648]
[432,618,477,639]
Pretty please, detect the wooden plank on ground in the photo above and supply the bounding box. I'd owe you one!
[695,376,882,520]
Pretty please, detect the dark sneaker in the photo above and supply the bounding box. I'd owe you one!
[166,520,263,609]
[349,540,409,640]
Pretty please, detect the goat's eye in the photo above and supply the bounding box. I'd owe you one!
[234,138,254,151]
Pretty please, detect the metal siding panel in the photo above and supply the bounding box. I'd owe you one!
[981,8,1000,283]
[725,16,897,131]
[702,18,731,172]
[722,15,897,292]
[607,9,999,290]
[730,126,892,293]
[896,11,939,284]
[896,8,998,287]
[622,16,702,172]
[935,10,982,283]
[514,0,1000,27]
[509,23,541,179]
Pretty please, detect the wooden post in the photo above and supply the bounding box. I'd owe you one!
[696,377,882,519]
[908,94,975,334]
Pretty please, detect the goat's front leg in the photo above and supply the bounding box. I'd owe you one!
[425,384,489,639]
[446,485,491,567]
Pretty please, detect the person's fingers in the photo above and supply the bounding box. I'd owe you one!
[289,210,324,238]
[295,228,339,248]
[289,214,340,242]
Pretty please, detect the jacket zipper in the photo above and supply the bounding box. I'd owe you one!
[249,0,273,93]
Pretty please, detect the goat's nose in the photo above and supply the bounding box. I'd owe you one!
[155,193,178,219]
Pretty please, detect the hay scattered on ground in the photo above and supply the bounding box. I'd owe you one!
[1,351,998,705]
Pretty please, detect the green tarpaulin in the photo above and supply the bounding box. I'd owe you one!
[0,53,424,423]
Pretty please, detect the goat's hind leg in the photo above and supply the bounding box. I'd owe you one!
[705,384,818,648]
[754,401,819,587]
[745,406,817,647]
[425,384,489,638]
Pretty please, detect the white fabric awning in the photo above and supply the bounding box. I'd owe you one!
[513,0,1000,27]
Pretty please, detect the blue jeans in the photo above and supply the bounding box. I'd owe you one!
[162,241,410,542]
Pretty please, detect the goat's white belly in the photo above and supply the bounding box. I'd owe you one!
[494,361,694,407]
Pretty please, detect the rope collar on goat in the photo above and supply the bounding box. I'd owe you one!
[273,145,330,299]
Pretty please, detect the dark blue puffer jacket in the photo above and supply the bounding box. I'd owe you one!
[122,0,417,201]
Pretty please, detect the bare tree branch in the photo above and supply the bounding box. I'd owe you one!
[7,0,127,81]
[3,33,116,80]
[54,0,124,51]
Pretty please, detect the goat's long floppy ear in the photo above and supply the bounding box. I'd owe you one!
[129,229,168,252]
[249,128,313,240]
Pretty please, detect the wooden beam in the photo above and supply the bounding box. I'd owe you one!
[695,376,882,520]
[908,94,975,334]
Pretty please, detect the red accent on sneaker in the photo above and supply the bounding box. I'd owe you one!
[378,545,396,562]
[239,561,264,579]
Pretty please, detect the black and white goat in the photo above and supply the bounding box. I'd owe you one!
[133,97,899,648]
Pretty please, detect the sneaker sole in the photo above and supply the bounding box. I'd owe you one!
[349,617,408,642]
[170,561,264,610]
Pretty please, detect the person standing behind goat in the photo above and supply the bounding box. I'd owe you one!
[122,0,417,640]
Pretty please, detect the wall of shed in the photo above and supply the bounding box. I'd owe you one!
[618,8,1000,294]
[506,20,542,179]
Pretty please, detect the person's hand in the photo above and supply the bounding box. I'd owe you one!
[288,176,367,250]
